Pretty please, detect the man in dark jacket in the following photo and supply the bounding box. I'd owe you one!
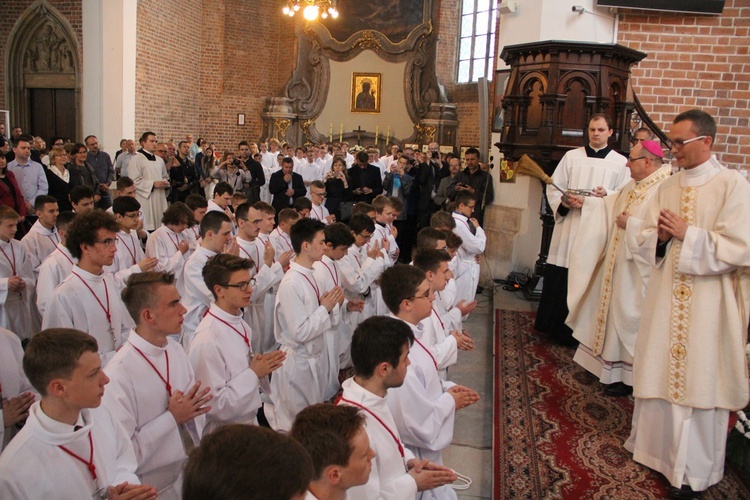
[347,150,383,204]
[269,156,306,214]
[446,148,494,225]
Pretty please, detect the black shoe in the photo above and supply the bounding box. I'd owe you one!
[604,382,633,397]
[668,485,701,499]
[551,335,579,349]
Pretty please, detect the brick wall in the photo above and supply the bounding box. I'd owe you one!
[617,0,750,169]
[0,0,83,125]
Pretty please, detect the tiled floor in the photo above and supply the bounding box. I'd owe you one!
[442,285,538,499]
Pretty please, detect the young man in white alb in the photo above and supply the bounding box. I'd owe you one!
[267,218,344,431]
[103,272,211,499]
[309,180,336,224]
[339,315,458,500]
[20,195,60,278]
[105,196,158,289]
[43,210,134,365]
[189,254,285,436]
[0,326,36,453]
[36,211,77,317]
[451,193,486,307]
[144,203,192,294]
[0,206,35,340]
[181,210,234,348]
[0,328,156,499]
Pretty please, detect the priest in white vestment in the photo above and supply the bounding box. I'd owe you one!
[567,141,670,395]
[104,272,209,499]
[535,114,629,347]
[0,329,154,499]
[131,132,169,231]
[626,110,750,495]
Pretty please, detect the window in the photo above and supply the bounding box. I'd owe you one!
[458,0,498,83]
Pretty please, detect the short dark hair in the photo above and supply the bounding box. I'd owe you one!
[254,201,275,215]
[380,264,426,315]
[24,329,98,396]
[116,176,135,191]
[112,195,141,216]
[324,222,355,248]
[589,113,613,130]
[290,217,325,254]
[454,192,475,208]
[161,201,194,226]
[238,140,249,148]
[84,135,97,146]
[121,272,175,324]
[445,230,463,250]
[430,211,455,230]
[214,182,234,198]
[290,404,366,480]
[293,196,312,213]
[351,203,374,217]
[310,180,325,190]
[139,131,156,144]
[416,227,446,252]
[69,185,95,204]
[65,210,119,259]
[234,202,251,221]
[413,248,450,274]
[34,195,58,212]
[388,196,403,213]
[282,156,295,168]
[183,424,313,500]
[464,147,481,159]
[200,210,232,239]
[178,140,188,149]
[186,193,209,211]
[348,214,375,235]
[56,211,77,232]
[356,151,369,163]
[202,254,254,299]
[674,109,717,142]
[351,316,414,378]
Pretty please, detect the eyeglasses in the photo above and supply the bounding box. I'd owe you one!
[628,156,646,162]
[670,135,706,149]
[358,232,372,240]
[222,281,252,291]
[409,290,432,301]
[156,149,168,154]
[124,211,143,219]
[311,191,326,197]
[95,238,117,246]
[238,218,262,224]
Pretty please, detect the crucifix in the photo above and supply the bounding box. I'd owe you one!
[352,125,366,145]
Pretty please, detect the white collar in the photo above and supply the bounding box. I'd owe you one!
[29,402,92,446]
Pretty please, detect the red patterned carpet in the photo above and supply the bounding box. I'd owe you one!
[493,309,750,499]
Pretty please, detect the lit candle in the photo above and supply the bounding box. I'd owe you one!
[329,123,333,143]
[375,125,379,147]
[339,123,343,143]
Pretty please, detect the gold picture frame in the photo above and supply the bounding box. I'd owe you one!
[351,73,381,113]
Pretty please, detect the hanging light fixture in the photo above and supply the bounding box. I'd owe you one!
[282,1,339,20]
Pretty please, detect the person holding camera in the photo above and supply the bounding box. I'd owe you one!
[212,150,250,195]
[169,140,197,203]
[446,147,494,225]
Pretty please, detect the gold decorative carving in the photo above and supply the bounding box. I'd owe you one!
[276,119,291,140]
[356,31,382,51]
[300,118,315,142]
[416,124,437,143]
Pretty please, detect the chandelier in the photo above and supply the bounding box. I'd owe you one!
[282,0,339,21]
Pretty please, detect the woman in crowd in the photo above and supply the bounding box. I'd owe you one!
[324,155,350,220]
[212,150,249,194]
[45,148,74,212]
[382,154,413,222]
[198,145,217,199]
[0,151,26,217]
[66,143,100,202]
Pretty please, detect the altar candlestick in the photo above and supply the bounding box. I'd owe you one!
[339,123,343,143]
[375,125,379,147]
[329,123,333,143]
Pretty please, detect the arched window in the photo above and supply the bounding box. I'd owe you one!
[457,0,498,83]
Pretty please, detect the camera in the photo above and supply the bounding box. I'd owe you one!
[431,151,439,160]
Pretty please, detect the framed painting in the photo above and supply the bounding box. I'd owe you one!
[351,73,381,114]
[404,143,420,151]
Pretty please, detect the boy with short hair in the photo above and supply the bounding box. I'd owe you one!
[69,185,96,215]
[269,207,299,259]
[145,202,193,294]
[21,194,60,277]
[36,211,77,317]
[0,206,34,339]
[267,218,344,431]
[0,328,156,499]
[184,193,208,243]
[293,196,312,219]
[451,193,486,305]
[309,179,335,224]
[191,254,286,435]
[106,196,158,288]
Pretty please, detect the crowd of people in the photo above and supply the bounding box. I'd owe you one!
[536,110,750,499]
[0,124,490,499]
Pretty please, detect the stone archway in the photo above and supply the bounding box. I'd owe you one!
[6,0,81,141]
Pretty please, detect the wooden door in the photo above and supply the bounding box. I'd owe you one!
[29,88,76,142]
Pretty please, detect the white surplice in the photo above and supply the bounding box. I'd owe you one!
[36,243,76,317]
[451,213,486,306]
[312,255,346,400]
[269,226,294,261]
[546,147,629,269]
[42,265,133,364]
[131,151,169,231]
[339,378,418,500]
[104,229,144,290]
[0,403,140,498]
[0,238,35,340]
[237,236,283,354]
[258,232,279,354]
[103,329,203,499]
[368,222,395,316]
[422,307,458,381]
[268,261,332,431]
[339,244,385,327]
[20,220,60,278]
[181,246,217,348]
[309,202,330,224]
[626,157,750,490]
[145,225,190,295]
[0,327,36,452]
[568,166,670,384]
[188,303,263,437]
[386,319,457,500]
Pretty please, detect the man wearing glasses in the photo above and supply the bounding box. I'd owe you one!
[43,210,134,366]
[534,113,629,348]
[309,180,335,224]
[625,110,750,497]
